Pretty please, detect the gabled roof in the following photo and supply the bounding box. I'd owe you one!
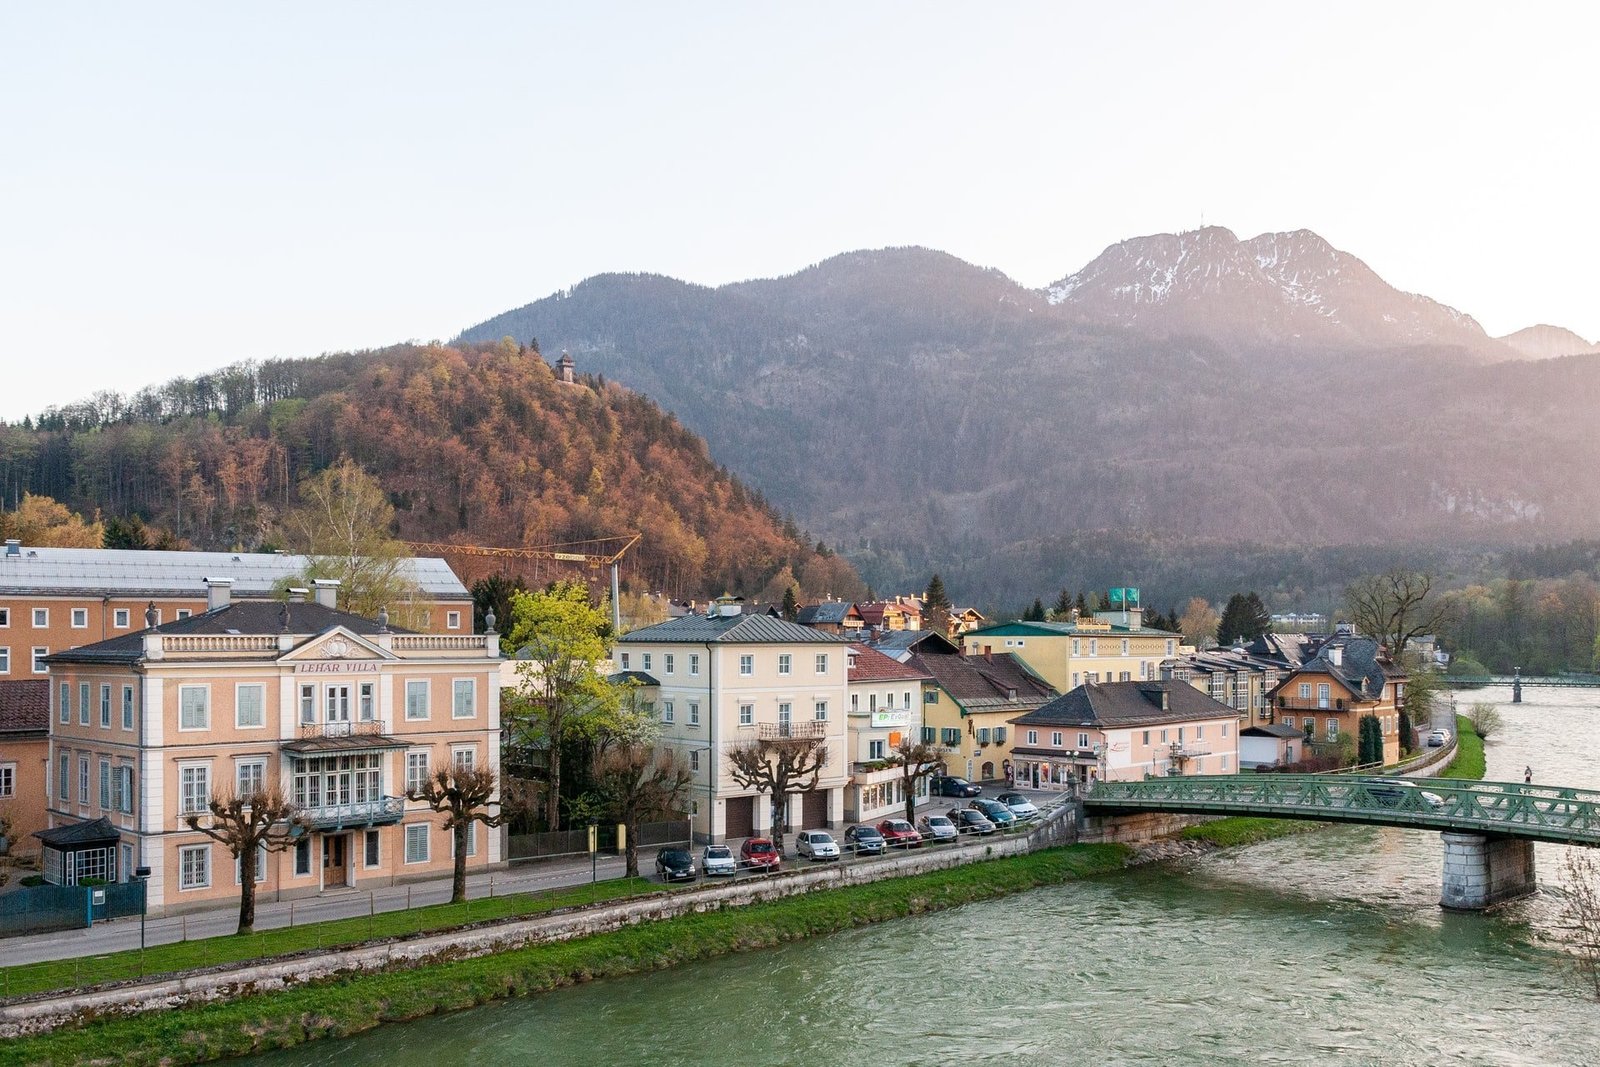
[966,618,1179,639]
[1011,681,1236,729]
[1272,637,1400,702]
[867,629,960,660]
[906,650,1056,714]
[1242,723,1306,739]
[618,611,849,645]
[0,545,469,599]
[43,599,410,666]
[847,643,931,684]
[797,601,860,626]
[34,817,121,848]
[0,680,50,734]
[608,670,661,687]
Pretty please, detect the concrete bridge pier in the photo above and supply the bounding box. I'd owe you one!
[1439,832,1537,909]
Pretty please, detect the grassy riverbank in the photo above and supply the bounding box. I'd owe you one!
[1178,816,1320,848]
[1,844,1130,1067]
[1439,714,1486,781]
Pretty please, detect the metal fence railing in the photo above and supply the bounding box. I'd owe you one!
[0,879,146,937]
[506,819,690,862]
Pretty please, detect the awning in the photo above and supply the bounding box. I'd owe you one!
[34,817,121,849]
[280,734,409,756]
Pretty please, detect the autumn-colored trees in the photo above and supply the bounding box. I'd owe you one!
[2,342,861,604]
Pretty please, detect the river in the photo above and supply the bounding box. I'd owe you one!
[245,686,1600,1066]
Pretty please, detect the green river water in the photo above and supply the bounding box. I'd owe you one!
[244,689,1600,1066]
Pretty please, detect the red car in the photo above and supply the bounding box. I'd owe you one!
[876,818,924,848]
[740,837,781,871]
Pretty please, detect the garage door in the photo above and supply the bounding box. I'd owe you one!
[725,795,755,839]
[801,788,829,829]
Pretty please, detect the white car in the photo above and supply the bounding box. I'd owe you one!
[700,844,737,876]
[795,829,841,861]
[916,814,959,843]
[995,791,1040,820]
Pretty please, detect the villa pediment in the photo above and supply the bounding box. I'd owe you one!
[280,627,396,670]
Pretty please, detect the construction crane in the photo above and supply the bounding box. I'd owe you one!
[404,534,641,633]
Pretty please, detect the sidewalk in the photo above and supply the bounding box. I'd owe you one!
[0,844,668,967]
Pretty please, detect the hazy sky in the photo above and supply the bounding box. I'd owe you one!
[3,3,1596,419]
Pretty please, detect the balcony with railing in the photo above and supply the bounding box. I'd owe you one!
[298,796,407,831]
[296,719,391,739]
[1277,696,1350,712]
[758,720,828,741]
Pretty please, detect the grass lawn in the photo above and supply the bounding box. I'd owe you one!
[0,845,1132,1067]
[1438,714,1486,781]
[1178,816,1321,848]
[0,876,657,1002]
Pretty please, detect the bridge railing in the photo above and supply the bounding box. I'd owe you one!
[1085,774,1600,845]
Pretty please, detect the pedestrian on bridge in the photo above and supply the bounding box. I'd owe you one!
[1524,766,1533,784]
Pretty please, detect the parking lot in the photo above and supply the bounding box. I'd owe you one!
[650,781,1071,883]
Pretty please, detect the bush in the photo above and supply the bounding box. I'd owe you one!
[1447,653,1490,678]
[1469,701,1504,740]
[19,874,45,887]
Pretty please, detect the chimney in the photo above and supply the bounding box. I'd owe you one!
[3,539,19,558]
[1161,687,1170,712]
[312,578,340,610]
[1329,645,1343,667]
[205,577,233,612]
[288,587,309,603]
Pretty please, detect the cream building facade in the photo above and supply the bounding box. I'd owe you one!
[963,607,1180,694]
[617,599,850,842]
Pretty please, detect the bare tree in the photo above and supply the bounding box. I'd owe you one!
[1468,701,1504,740]
[594,745,694,877]
[407,763,508,903]
[1178,597,1219,648]
[726,736,829,853]
[1343,570,1447,656]
[185,787,306,933]
[886,738,948,823]
[1562,850,1600,999]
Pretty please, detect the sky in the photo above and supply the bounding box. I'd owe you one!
[3,2,1597,419]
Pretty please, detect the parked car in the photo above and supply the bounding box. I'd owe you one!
[796,829,841,861]
[917,814,959,843]
[877,818,923,848]
[1361,779,1408,807]
[931,775,982,798]
[969,798,1018,827]
[701,844,737,877]
[844,824,886,855]
[655,848,697,883]
[947,808,997,835]
[1427,730,1448,747]
[995,791,1040,820]
[740,837,781,872]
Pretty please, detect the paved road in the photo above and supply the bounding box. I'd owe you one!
[2,781,1066,968]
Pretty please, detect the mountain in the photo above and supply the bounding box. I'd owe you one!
[1046,227,1512,361]
[459,235,1600,603]
[1498,324,1600,361]
[2,342,863,603]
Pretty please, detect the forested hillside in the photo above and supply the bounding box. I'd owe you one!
[0,340,862,602]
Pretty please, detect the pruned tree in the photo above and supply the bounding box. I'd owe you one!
[504,581,624,831]
[725,735,829,853]
[886,737,948,823]
[408,763,508,903]
[1343,570,1446,657]
[594,745,694,877]
[185,787,306,933]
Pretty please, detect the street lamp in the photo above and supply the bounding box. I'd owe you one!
[587,818,599,899]
[133,865,151,955]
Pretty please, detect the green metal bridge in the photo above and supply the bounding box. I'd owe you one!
[1085,774,1600,847]
[1446,675,1600,689]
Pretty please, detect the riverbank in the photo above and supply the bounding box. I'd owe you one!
[1440,714,1486,780]
[0,844,1130,1067]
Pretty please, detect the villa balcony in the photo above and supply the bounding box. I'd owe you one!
[298,796,407,831]
[758,720,827,741]
[298,719,390,738]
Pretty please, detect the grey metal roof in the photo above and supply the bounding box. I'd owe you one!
[1242,723,1306,739]
[34,817,121,848]
[619,612,850,645]
[1010,681,1236,729]
[0,546,469,599]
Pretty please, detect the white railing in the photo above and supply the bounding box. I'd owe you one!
[389,635,493,653]
[299,796,407,829]
[159,635,279,653]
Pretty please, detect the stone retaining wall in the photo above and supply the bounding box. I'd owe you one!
[0,811,1079,1038]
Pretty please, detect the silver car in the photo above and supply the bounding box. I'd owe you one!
[917,814,959,843]
[995,791,1040,820]
[701,844,737,876]
[796,829,841,861]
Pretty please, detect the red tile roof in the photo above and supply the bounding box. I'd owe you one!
[848,643,931,683]
[0,680,50,734]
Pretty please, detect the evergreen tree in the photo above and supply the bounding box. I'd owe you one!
[1052,588,1073,618]
[924,573,952,618]
[1217,591,1271,644]
[103,514,152,550]
[1357,713,1384,766]
[1025,597,1046,621]
[781,583,800,621]
[1074,592,1088,616]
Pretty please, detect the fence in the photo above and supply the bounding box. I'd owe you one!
[0,880,145,937]
[506,819,690,862]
